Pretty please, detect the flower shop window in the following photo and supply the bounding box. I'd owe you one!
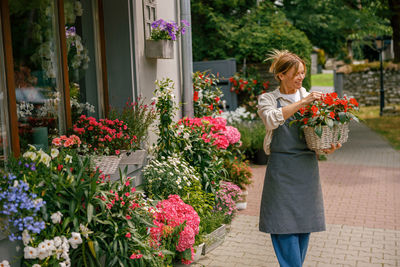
[10,0,66,152]
[64,0,104,121]
[0,10,9,166]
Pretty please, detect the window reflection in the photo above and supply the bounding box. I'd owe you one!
[10,0,62,152]
[64,0,98,122]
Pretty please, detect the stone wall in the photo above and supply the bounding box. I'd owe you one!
[339,70,400,106]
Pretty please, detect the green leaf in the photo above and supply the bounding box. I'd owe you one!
[338,112,347,123]
[314,124,323,138]
[326,118,334,128]
[87,203,94,223]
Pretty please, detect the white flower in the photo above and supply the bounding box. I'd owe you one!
[37,241,48,254]
[32,264,41,267]
[22,229,31,246]
[79,224,90,238]
[68,232,82,249]
[13,180,19,187]
[37,249,50,260]
[24,246,38,259]
[65,155,73,163]
[50,148,59,159]
[23,151,37,161]
[44,239,56,251]
[54,236,62,247]
[38,150,51,167]
[0,260,10,267]
[61,250,70,260]
[59,262,67,267]
[51,211,63,224]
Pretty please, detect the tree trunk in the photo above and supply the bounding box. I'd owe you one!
[389,0,400,62]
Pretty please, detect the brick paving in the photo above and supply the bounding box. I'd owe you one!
[193,122,400,266]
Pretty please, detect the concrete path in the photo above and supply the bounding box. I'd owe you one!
[193,122,400,266]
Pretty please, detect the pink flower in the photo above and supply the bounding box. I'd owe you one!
[125,232,131,238]
[223,126,241,144]
[130,253,143,259]
[115,150,120,155]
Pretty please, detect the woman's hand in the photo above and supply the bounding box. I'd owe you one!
[301,91,323,106]
[322,143,342,154]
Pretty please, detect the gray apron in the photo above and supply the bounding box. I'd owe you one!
[259,100,325,234]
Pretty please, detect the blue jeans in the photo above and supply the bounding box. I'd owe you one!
[271,233,310,267]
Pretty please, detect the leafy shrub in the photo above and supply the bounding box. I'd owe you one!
[193,71,223,117]
[223,157,253,190]
[108,95,157,147]
[143,154,201,199]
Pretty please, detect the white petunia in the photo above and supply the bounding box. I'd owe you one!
[24,246,38,259]
[0,260,10,267]
[54,236,62,247]
[68,232,82,249]
[64,155,73,164]
[23,151,37,161]
[39,151,51,167]
[32,264,41,267]
[50,148,59,159]
[51,211,63,224]
[22,229,31,246]
[44,239,56,252]
[37,242,48,254]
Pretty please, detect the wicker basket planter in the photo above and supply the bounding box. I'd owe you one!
[92,155,121,175]
[202,224,227,255]
[304,123,349,154]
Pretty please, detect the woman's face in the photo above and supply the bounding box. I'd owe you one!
[279,63,306,90]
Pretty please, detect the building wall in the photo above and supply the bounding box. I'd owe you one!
[133,0,184,145]
[133,0,183,115]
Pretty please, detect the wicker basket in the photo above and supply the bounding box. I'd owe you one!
[304,123,349,154]
[92,156,121,175]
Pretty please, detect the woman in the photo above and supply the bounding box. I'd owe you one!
[257,50,340,267]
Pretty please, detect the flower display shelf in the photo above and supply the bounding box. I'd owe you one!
[202,224,227,255]
[145,39,174,59]
[304,122,349,154]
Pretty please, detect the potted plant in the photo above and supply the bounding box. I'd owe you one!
[145,19,189,59]
[223,158,253,210]
[72,115,138,175]
[291,92,360,154]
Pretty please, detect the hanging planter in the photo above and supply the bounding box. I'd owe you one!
[145,40,174,59]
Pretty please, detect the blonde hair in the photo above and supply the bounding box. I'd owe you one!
[266,49,306,82]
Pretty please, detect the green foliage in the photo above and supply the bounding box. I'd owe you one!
[109,96,157,147]
[235,120,266,158]
[279,0,392,57]
[199,211,227,235]
[143,154,201,199]
[193,71,224,117]
[191,1,312,89]
[154,78,179,159]
[223,158,253,190]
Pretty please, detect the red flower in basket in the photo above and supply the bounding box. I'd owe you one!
[291,93,360,153]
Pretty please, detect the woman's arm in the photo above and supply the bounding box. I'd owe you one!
[281,91,323,120]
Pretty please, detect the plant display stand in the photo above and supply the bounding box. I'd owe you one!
[202,224,227,255]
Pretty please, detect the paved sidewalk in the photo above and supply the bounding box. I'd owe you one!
[194,122,400,266]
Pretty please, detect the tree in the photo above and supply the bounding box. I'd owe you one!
[278,0,392,58]
[388,0,400,62]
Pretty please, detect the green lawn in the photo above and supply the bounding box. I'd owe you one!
[356,106,400,150]
[311,73,333,87]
